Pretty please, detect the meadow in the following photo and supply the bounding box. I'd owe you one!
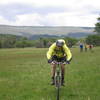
[0,47,100,100]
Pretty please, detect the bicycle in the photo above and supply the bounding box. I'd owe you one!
[52,61,66,100]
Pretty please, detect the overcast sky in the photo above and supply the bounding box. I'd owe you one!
[0,0,100,27]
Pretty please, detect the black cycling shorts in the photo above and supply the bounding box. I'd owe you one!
[51,55,66,62]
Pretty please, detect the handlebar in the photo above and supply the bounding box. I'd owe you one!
[51,61,66,65]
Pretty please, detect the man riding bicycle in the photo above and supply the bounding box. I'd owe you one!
[47,39,72,86]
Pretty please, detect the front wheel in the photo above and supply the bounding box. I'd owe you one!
[57,85,59,100]
[55,75,61,87]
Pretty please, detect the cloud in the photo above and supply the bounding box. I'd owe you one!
[0,3,34,21]
[42,12,98,26]
[0,12,97,27]
[0,14,43,26]
[15,14,43,26]
[0,0,100,26]
[0,16,12,25]
[0,3,69,21]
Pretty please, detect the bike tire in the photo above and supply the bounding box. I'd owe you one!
[56,76,60,100]
[57,84,59,100]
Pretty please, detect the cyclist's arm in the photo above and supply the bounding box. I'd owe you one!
[47,43,56,60]
[63,44,72,61]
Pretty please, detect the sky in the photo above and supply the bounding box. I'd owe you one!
[0,0,100,27]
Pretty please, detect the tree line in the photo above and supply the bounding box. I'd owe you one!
[0,34,79,48]
[0,34,100,49]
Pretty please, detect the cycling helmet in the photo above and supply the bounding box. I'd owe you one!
[56,39,65,47]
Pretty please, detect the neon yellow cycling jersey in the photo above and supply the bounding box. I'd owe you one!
[47,42,72,61]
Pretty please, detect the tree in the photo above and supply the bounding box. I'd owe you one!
[95,16,100,34]
[0,40,1,48]
[15,40,33,48]
[64,37,78,47]
[86,35,100,46]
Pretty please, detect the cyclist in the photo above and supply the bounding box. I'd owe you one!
[47,39,72,86]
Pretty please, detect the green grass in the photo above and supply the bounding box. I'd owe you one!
[0,47,100,100]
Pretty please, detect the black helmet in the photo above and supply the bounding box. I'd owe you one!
[56,39,65,47]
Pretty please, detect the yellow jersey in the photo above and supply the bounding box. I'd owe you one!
[47,42,72,61]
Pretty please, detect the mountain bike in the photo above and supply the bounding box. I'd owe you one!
[52,61,66,100]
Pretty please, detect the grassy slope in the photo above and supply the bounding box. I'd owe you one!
[0,47,100,100]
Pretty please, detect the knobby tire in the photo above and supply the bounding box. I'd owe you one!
[56,76,60,100]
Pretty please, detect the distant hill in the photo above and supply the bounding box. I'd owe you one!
[0,25,95,39]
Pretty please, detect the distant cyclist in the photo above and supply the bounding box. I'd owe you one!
[47,39,72,86]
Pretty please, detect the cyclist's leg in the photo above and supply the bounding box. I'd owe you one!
[61,64,65,85]
[50,55,57,85]
[51,63,56,79]
[50,63,56,85]
[60,57,66,85]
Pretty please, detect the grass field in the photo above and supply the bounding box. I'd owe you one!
[0,47,100,100]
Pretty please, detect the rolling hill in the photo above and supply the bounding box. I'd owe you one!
[0,25,95,38]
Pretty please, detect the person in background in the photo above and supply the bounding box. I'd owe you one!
[85,44,88,52]
[80,43,83,52]
[89,44,93,52]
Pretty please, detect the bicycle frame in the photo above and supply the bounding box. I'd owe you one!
[55,62,62,88]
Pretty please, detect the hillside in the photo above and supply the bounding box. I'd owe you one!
[0,25,95,38]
